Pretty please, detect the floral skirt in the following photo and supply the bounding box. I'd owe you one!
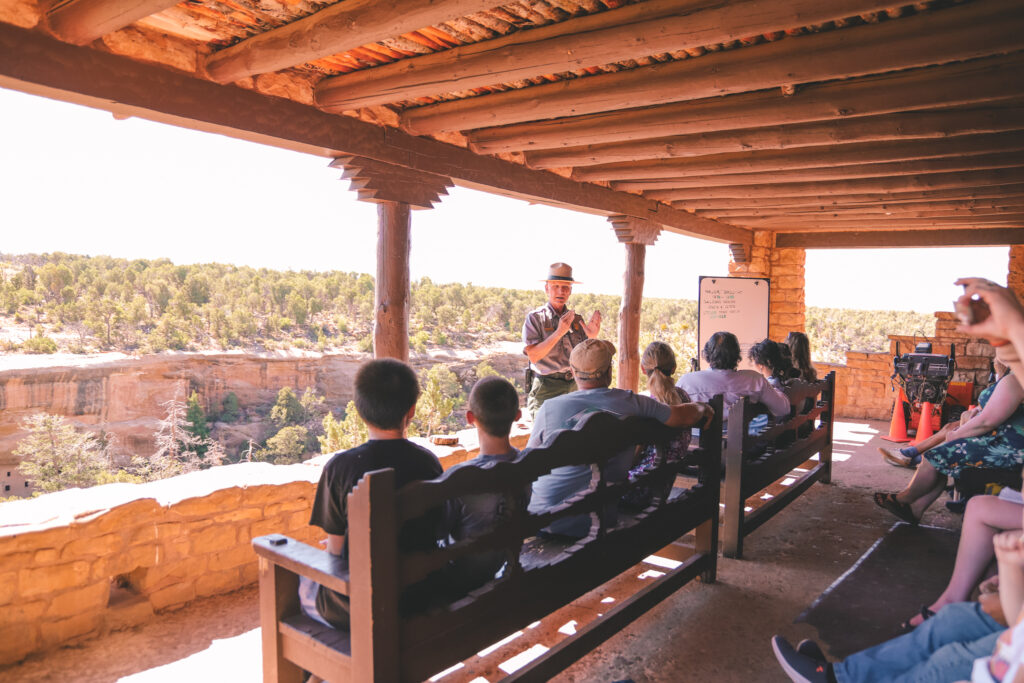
[925,426,1024,478]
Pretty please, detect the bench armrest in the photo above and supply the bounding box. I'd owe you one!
[253,534,350,596]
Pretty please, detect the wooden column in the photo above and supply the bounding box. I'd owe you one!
[610,216,662,392]
[331,156,453,361]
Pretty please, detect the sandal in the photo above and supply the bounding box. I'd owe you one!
[873,492,921,526]
[900,605,936,631]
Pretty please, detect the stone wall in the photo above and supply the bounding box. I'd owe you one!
[727,230,806,341]
[0,425,527,666]
[0,462,321,665]
[1010,245,1024,303]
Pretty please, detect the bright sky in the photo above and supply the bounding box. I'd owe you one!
[0,86,1008,313]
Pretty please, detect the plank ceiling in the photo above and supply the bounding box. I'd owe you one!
[2,0,1023,248]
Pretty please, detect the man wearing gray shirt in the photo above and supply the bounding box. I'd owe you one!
[522,262,602,416]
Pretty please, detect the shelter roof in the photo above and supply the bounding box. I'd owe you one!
[2,0,1023,249]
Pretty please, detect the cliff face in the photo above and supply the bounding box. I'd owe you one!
[0,352,365,468]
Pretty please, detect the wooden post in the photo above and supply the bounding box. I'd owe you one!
[375,201,412,361]
[609,216,661,392]
[330,156,454,362]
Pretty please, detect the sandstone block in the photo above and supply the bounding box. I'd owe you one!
[769,301,803,315]
[19,561,91,598]
[728,263,750,274]
[190,525,237,555]
[265,499,311,517]
[287,511,310,531]
[212,508,262,525]
[149,581,196,612]
[240,562,259,586]
[249,516,291,539]
[40,612,102,649]
[127,525,158,546]
[160,537,192,562]
[770,264,805,277]
[33,548,58,565]
[0,623,38,666]
[774,275,805,290]
[45,581,109,620]
[208,544,255,573]
[80,499,162,535]
[0,599,47,628]
[171,488,244,519]
[61,533,123,561]
[774,249,806,266]
[0,572,15,606]
[135,556,206,593]
[754,231,774,247]
[0,551,33,574]
[0,527,74,554]
[106,544,160,576]
[195,569,243,598]
[154,523,184,540]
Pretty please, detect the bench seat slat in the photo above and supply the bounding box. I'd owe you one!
[253,535,350,595]
[280,615,352,681]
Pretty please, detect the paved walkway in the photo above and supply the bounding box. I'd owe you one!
[1,420,960,682]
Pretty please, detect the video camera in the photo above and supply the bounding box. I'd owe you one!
[893,342,956,405]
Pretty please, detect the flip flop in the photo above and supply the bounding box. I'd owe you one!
[873,492,921,526]
[900,605,936,631]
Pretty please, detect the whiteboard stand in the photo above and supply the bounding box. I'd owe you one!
[696,276,770,371]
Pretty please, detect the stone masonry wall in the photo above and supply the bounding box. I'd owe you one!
[1010,245,1024,303]
[0,463,322,665]
[728,230,806,342]
[0,425,529,667]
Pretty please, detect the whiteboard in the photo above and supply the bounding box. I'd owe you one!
[697,276,770,371]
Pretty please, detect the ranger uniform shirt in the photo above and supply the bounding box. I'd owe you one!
[522,303,589,376]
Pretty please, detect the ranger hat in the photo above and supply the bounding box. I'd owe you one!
[544,262,581,284]
[570,339,616,379]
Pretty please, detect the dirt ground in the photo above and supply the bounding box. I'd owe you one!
[0,420,960,683]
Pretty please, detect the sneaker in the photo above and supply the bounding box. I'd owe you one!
[772,636,829,683]
[797,639,826,663]
[878,447,914,468]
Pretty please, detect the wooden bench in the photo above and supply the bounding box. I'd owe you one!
[253,399,723,682]
[721,372,835,559]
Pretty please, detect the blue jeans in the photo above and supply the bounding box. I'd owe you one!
[834,602,1003,683]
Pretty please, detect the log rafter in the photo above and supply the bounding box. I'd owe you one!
[204,0,501,84]
[530,106,1024,170]
[776,229,1024,248]
[402,0,1024,134]
[577,132,1024,182]
[45,0,179,45]
[315,0,899,112]
[671,186,1024,210]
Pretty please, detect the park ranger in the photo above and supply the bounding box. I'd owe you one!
[522,263,602,416]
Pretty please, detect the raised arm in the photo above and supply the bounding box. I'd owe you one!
[580,310,602,338]
[524,309,576,364]
[758,381,792,417]
[956,278,1024,378]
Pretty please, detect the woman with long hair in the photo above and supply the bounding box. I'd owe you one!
[786,331,817,383]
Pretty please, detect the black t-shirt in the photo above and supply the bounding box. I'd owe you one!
[309,438,444,628]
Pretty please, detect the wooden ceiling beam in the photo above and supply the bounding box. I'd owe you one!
[576,132,1024,182]
[315,0,899,112]
[671,186,1024,210]
[754,217,1024,230]
[614,154,1024,192]
[775,228,1024,248]
[647,169,1024,201]
[402,0,1024,134]
[470,54,1024,155]
[204,0,499,84]
[0,22,750,248]
[703,204,1024,219]
[45,0,180,45]
[527,104,1024,169]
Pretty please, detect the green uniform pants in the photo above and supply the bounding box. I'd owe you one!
[527,374,577,417]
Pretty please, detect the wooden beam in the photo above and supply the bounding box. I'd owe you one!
[204,0,499,84]
[0,22,750,247]
[577,132,1024,182]
[614,154,1024,191]
[776,228,1024,248]
[469,54,1024,155]
[702,203,1024,219]
[736,212,1024,225]
[315,0,898,112]
[526,104,1024,169]
[743,216,1024,230]
[402,0,1024,134]
[45,0,180,45]
[671,186,1024,210]
[646,169,1024,201]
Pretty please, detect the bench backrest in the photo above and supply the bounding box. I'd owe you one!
[346,399,723,681]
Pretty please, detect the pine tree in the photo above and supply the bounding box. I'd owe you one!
[185,391,210,457]
[15,413,110,493]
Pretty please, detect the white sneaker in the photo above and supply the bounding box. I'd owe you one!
[878,447,914,468]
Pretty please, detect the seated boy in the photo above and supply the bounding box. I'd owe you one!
[445,376,525,591]
[300,358,444,630]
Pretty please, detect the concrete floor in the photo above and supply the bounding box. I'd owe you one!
[0,419,961,683]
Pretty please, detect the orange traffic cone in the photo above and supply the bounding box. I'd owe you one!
[882,389,911,443]
[913,401,937,445]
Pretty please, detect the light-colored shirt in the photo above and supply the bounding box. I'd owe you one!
[676,368,790,422]
[522,303,588,376]
[526,387,671,536]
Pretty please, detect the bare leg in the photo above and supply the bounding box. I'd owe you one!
[906,495,1024,626]
[912,423,954,455]
[894,459,944,505]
